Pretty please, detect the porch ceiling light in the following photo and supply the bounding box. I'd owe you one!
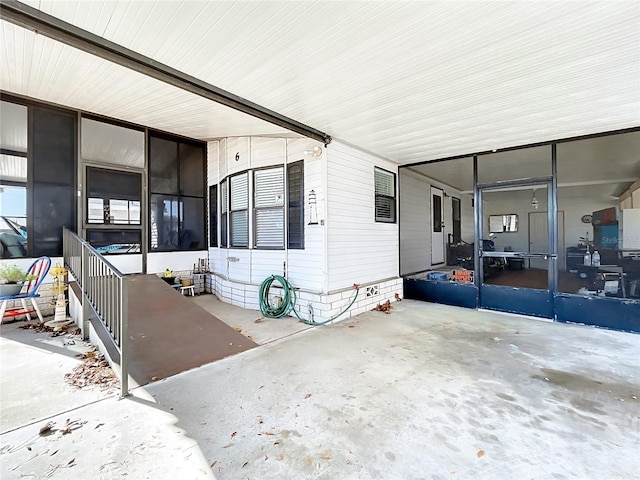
[531,189,539,210]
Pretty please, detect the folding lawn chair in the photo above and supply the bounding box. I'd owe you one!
[0,256,52,323]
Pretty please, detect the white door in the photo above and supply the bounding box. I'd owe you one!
[431,187,445,265]
[529,211,564,270]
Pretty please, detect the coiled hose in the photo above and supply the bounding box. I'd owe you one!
[258,275,359,326]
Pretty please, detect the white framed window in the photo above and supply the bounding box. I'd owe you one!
[218,162,304,249]
[254,167,284,248]
[229,172,249,247]
[374,167,396,223]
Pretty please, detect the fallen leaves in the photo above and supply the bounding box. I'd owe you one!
[304,393,312,399]
[234,327,242,333]
[210,460,217,468]
[254,317,264,323]
[477,450,485,458]
[372,300,392,314]
[395,293,402,301]
[39,422,55,435]
[231,432,237,438]
[307,457,313,466]
[65,348,118,391]
[19,321,68,337]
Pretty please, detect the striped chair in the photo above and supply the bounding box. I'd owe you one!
[0,256,52,323]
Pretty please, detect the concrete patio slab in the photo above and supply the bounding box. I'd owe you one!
[142,300,640,479]
[1,300,639,480]
[0,321,111,434]
[191,293,312,345]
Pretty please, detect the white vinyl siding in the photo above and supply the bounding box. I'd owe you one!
[375,168,396,222]
[230,172,248,247]
[326,141,399,291]
[254,167,284,248]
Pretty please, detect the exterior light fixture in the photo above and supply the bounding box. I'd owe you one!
[304,146,323,157]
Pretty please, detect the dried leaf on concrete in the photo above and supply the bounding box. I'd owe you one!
[65,350,118,391]
[477,450,485,458]
[372,300,392,314]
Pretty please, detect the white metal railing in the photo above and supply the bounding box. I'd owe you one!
[63,227,129,397]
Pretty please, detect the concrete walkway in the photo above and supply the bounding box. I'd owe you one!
[1,300,639,479]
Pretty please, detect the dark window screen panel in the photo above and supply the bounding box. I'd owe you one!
[433,194,442,232]
[209,185,217,247]
[287,161,304,249]
[149,136,178,194]
[87,167,141,200]
[32,107,76,257]
[150,194,179,250]
[181,197,205,250]
[180,143,205,197]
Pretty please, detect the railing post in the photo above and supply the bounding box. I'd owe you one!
[81,245,90,341]
[120,277,129,398]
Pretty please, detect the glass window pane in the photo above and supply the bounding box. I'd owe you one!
[0,101,28,153]
[87,229,141,255]
[230,210,249,247]
[129,201,141,224]
[557,131,640,296]
[81,118,144,168]
[0,154,27,183]
[150,194,179,250]
[230,173,249,210]
[255,209,284,248]
[179,143,204,197]
[87,198,104,223]
[478,146,551,184]
[150,136,178,194]
[255,168,284,208]
[109,199,130,224]
[375,168,394,196]
[0,185,28,258]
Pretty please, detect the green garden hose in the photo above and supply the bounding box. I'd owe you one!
[258,275,359,326]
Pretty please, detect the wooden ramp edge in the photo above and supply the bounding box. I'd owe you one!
[126,275,257,383]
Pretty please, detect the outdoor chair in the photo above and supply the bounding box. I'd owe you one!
[0,256,52,323]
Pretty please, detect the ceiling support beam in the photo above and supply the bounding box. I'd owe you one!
[0,0,332,145]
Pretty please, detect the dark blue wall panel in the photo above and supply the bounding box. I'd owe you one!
[404,279,478,309]
[555,294,640,334]
[481,285,553,318]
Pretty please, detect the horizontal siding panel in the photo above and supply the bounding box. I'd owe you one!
[326,141,398,290]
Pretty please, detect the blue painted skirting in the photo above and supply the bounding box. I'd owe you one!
[481,284,554,319]
[404,278,478,309]
[404,278,639,334]
[555,294,640,334]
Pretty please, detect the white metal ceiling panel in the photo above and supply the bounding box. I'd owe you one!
[4,1,640,164]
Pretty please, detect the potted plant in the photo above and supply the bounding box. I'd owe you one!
[0,264,35,296]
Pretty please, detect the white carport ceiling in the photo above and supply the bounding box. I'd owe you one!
[1,0,639,164]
